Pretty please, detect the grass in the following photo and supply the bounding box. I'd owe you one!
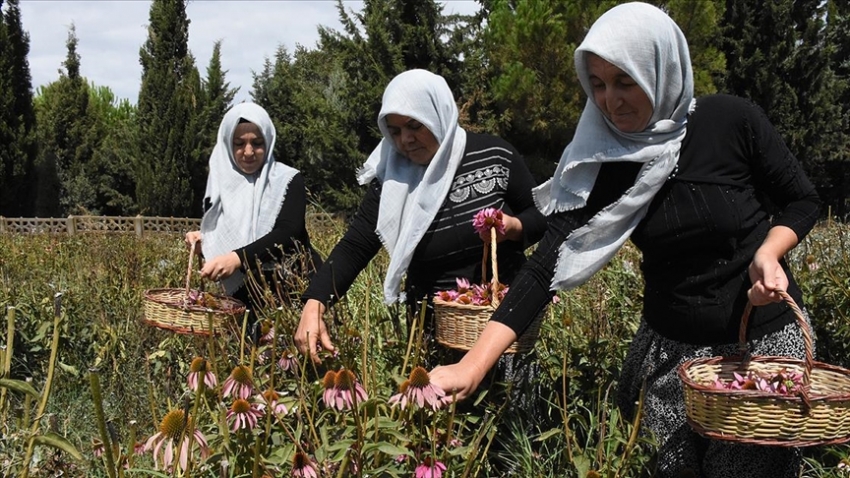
[0,216,849,476]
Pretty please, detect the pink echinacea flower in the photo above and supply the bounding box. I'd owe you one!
[144,410,210,472]
[227,398,264,432]
[222,365,254,399]
[472,207,506,236]
[257,388,289,416]
[330,368,368,411]
[187,356,217,392]
[388,366,449,411]
[292,451,319,478]
[415,457,447,478]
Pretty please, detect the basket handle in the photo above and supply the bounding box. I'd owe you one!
[490,228,500,307]
[480,228,501,308]
[183,241,197,307]
[738,289,813,409]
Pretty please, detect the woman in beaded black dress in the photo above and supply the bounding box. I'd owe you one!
[294,69,547,362]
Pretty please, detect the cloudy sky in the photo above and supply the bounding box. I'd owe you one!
[19,0,480,105]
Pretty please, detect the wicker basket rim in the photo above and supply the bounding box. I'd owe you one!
[679,355,850,401]
[143,288,246,315]
[433,297,496,311]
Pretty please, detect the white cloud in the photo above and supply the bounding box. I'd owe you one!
[19,0,479,104]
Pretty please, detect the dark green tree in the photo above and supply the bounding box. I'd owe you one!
[84,85,139,215]
[253,0,470,213]
[253,45,362,212]
[136,0,198,216]
[321,0,464,152]
[188,40,237,216]
[719,0,849,215]
[474,0,724,180]
[0,0,37,217]
[823,0,850,217]
[34,24,93,215]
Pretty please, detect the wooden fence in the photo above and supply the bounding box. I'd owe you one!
[0,216,200,236]
[0,212,339,236]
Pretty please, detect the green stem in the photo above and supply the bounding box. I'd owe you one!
[297,354,321,447]
[21,293,67,478]
[239,310,249,364]
[145,356,158,428]
[206,312,220,384]
[0,306,16,424]
[361,292,370,392]
[615,379,646,478]
[89,369,118,478]
[128,420,138,469]
[251,434,262,478]
[441,395,458,463]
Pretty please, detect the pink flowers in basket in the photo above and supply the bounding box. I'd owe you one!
[709,368,804,395]
[435,208,507,307]
[436,277,508,306]
[186,289,220,309]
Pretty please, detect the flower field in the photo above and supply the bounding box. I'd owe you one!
[1,215,850,477]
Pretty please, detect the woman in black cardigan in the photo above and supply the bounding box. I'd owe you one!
[429,3,820,477]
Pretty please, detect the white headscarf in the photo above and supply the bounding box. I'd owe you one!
[357,69,467,304]
[200,102,298,294]
[533,2,695,291]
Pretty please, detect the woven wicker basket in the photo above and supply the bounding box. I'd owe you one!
[678,289,850,447]
[142,243,246,336]
[434,228,541,354]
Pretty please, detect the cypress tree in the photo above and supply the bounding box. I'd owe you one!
[0,0,13,215]
[136,0,197,216]
[824,0,850,217]
[188,40,237,217]
[53,25,92,214]
[719,0,849,214]
[0,0,37,217]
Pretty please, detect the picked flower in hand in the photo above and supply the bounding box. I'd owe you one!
[472,207,506,236]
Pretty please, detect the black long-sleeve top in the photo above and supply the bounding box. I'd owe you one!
[226,173,322,277]
[492,94,820,346]
[302,133,548,306]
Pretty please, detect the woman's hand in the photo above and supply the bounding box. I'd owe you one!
[295,299,335,363]
[748,252,789,306]
[747,226,798,306]
[478,213,523,243]
[199,251,241,281]
[185,230,203,255]
[429,321,517,402]
[429,362,486,402]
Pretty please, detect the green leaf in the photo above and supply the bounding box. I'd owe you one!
[57,362,79,377]
[0,378,41,399]
[32,433,84,461]
[535,427,562,441]
[573,455,591,478]
[125,469,172,477]
[326,438,355,451]
[362,442,410,457]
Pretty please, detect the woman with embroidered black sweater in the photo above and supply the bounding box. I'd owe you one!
[185,103,322,321]
[294,69,547,362]
[429,3,820,477]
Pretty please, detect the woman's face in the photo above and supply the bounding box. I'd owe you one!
[586,54,653,133]
[232,122,266,175]
[384,114,440,166]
